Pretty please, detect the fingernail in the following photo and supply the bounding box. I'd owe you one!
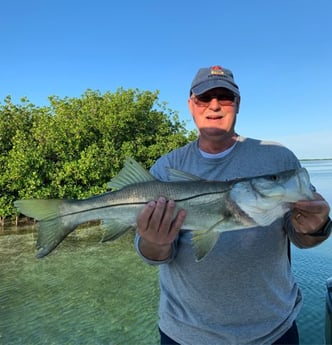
[148,201,156,208]
[158,197,166,204]
[168,200,175,207]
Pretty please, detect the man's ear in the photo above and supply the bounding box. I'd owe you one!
[236,96,241,113]
[188,98,194,114]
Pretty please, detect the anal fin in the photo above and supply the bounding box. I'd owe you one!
[101,219,135,242]
[191,228,220,262]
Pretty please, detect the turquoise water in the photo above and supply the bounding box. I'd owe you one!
[0,160,331,345]
[0,229,160,345]
[292,160,332,345]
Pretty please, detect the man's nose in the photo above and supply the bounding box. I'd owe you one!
[208,98,221,109]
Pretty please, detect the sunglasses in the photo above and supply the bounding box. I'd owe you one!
[191,92,237,107]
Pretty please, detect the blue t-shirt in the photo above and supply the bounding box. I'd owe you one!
[135,136,302,345]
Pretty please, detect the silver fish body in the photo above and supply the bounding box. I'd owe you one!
[14,158,314,261]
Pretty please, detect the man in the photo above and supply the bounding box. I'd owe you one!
[135,65,331,344]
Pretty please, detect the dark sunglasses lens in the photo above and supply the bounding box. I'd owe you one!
[196,95,211,103]
[197,94,235,103]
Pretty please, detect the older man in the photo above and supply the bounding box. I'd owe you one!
[135,65,331,345]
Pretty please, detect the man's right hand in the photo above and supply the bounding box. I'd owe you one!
[136,197,186,261]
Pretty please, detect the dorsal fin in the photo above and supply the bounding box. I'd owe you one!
[167,168,203,182]
[107,157,156,190]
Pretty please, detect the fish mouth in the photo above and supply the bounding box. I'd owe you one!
[294,168,315,200]
[277,168,314,200]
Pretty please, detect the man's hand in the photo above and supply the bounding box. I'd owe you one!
[136,197,186,260]
[291,193,330,235]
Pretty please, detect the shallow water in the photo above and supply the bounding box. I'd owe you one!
[0,228,160,345]
[0,160,331,345]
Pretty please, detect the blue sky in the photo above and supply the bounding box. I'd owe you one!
[1,0,331,159]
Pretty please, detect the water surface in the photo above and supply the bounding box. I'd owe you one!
[0,229,160,345]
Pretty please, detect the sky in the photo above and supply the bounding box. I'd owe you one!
[1,0,331,159]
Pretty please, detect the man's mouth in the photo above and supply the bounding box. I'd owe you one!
[206,115,223,120]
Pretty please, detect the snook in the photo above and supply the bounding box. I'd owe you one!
[14,158,315,261]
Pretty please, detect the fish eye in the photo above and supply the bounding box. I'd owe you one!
[269,175,279,181]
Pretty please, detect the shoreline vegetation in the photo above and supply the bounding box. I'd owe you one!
[0,216,35,229]
[0,217,101,231]
[0,90,196,224]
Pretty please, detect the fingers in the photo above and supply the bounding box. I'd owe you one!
[293,193,330,214]
[171,208,187,234]
[137,197,186,246]
[291,193,330,233]
[149,197,174,233]
[137,200,158,232]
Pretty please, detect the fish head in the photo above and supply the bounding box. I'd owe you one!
[250,168,315,202]
[229,168,315,227]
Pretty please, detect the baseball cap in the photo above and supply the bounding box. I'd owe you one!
[190,65,240,96]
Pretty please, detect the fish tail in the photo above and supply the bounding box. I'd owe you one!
[14,199,77,258]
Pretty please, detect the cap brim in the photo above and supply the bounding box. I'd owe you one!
[191,79,240,96]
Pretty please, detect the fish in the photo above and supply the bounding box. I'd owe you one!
[14,158,315,261]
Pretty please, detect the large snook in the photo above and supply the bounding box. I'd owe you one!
[14,158,315,261]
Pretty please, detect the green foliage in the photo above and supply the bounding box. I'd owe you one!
[0,89,196,219]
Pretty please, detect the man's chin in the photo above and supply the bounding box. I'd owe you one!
[199,127,229,136]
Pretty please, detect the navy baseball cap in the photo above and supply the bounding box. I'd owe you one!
[190,65,240,96]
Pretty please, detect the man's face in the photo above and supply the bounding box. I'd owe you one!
[188,87,239,137]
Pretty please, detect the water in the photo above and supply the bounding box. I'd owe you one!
[0,227,161,345]
[292,160,332,345]
[0,160,331,345]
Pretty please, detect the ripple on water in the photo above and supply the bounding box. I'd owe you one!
[0,228,160,345]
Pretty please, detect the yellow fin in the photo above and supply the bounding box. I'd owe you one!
[107,157,155,190]
[191,229,220,262]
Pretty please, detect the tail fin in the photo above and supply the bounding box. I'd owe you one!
[14,199,77,258]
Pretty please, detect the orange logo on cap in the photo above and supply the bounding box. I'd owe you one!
[210,66,224,75]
